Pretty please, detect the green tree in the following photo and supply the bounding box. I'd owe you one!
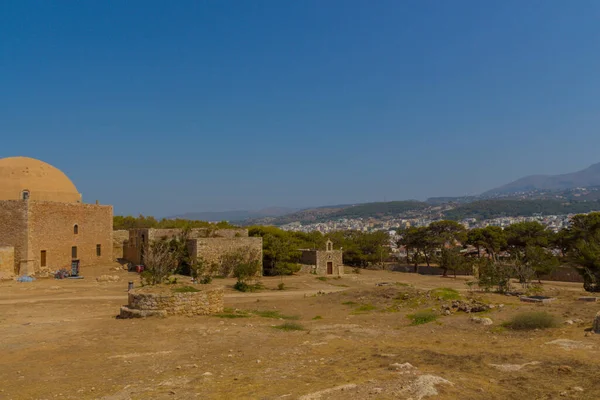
[565,212,600,292]
[466,228,486,257]
[438,247,468,277]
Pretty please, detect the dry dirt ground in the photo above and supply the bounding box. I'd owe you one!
[1,266,599,400]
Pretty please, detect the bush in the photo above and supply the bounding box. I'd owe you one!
[408,310,438,325]
[272,322,305,331]
[172,286,200,293]
[316,277,328,281]
[431,288,461,301]
[503,312,558,330]
[277,282,286,290]
[274,262,301,276]
[354,304,376,312]
[352,267,361,274]
[233,281,263,292]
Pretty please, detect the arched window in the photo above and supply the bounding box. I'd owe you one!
[21,190,30,200]
[74,224,79,235]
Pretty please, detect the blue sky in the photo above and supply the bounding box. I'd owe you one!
[2,1,600,216]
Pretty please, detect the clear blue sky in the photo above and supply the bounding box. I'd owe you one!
[2,1,600,217]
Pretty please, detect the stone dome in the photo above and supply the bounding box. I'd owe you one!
[0,157,81,203]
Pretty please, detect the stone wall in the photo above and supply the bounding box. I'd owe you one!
[300,250,318,265]
[0,201,27,275]
[119,286,224,318]
[27,201,113,273]
[123,228,251,266]
[113,230,129,261]
[0,246,15,279]
[188,237,263,276]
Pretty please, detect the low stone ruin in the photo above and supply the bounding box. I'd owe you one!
[441,299,493,314]
[594,311,600,334]
[519,295,556,304]
[119,286,224,318]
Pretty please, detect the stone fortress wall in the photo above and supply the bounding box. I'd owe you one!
[27,201,113,274]
[0,201,28,277]
[0,246,15,279]
[0,200,113,276]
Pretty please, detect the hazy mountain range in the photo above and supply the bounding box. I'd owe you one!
[172,207,299,222]
[484,162,600,195]
[171,162,600,223]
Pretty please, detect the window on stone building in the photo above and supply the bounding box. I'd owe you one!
[22,190,30,200]
[72,246,78,259]
[74,224,79,234]
[96,244,101,257]
[41,250,47,267]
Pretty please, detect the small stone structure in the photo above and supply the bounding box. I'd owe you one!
[519,296,556,304]
[299,240,343,276]
[119,285,224,318]
[594,311,600,334]
[578,297,599,302]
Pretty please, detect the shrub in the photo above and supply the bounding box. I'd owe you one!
[408,310,438,325]
[352,267,361,274]
[172,286,200,293]
[355,304,376,312]
[503,312,558,331]
[274,262,301,276]
[431,288,461,301]
[272,322,305,331]
[233,281,263,292]
[312,315,323,320]
[141,240,179,285]
[277,282,286,290]
[316,277,328,281]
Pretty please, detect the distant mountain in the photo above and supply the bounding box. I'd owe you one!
[172,207,299,222]
[484,162,600,196]
[243,201,428,226]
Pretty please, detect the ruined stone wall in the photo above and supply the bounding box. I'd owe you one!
[27,201,113,273]
[123,228,256,268]
[300,250,318,265]
[0,200,28,275]
[0,246,15,279]
[189,237,263,276]
[120,286,224,318]
[211,229,248,238]
[113,230,129,261]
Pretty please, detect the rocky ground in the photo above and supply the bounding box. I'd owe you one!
[0,266,599,399]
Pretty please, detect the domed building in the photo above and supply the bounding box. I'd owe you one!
[0,157,113,278]
[0,157,82,203]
